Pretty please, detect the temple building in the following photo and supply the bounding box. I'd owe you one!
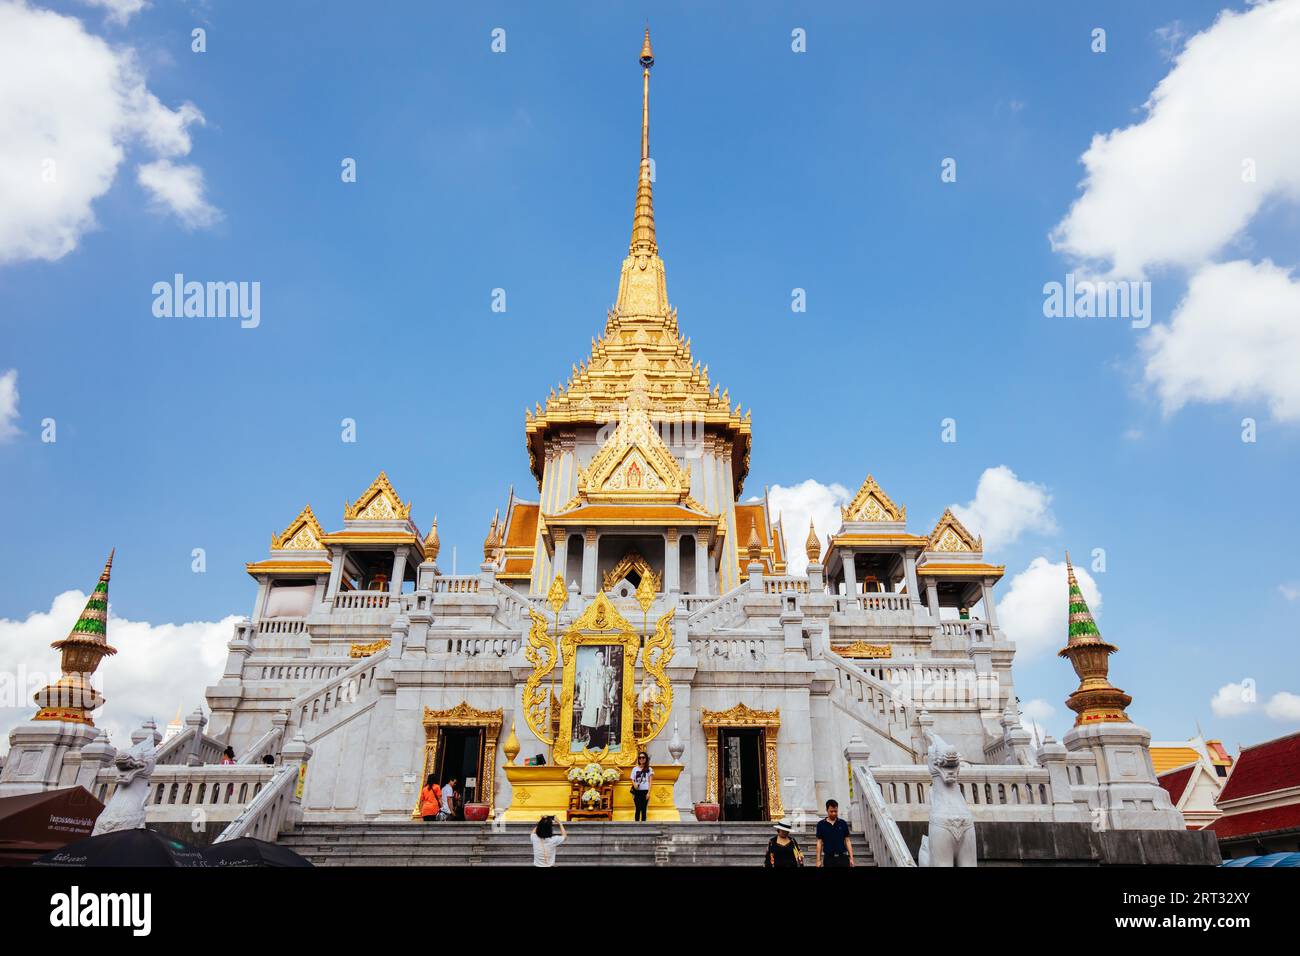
[0,31,1208,864]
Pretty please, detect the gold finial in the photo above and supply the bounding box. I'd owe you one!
[423,515,440,563]
[1058,552,1131,726]
[747,522,762,563]
[546,574,567,614]
[503,719,521,766]
[805,520,821,563]
[630,26,657,256]
[483,510,500,561]
[635,570,658,613]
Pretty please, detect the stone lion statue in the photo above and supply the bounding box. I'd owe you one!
[91,724,159,835]
[923,729,976,867]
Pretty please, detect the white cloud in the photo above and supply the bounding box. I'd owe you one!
[0,0,216,265]
[1280,584,1300,601]
[1265,691,1300,722]
[764,479,851,576]
[1210,680,1257,718]
[0,589,236,755]
[77,0,148,24]
[1050,1,1300,277]
[137,159,219,227]
[1143,259,1300,421]
[996,556,1100,661]
[950,466,1056,553]
[0,368,18,441]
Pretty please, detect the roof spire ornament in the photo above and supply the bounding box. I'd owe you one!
[1058,552,1132,726]
[805,519,821,564]
[423,515,440,563]
[747,521,762,563]
[629,25,657,257]
[33,550,118,726]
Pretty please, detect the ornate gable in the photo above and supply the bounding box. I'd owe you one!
[927,508,982,553]
[570,397,692,506]
[271,505,326,551]
[344,471,411,521]
[843,474,906,523]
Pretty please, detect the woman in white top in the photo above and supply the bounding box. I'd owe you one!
[630,751,654,821]
[530,815,567,867]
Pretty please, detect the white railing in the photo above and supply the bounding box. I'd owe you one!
[432,635,521,658]
[257,618,307,635]
[490,581,530,623]
[939,620,992,642]
[690,636,777,664]
[871,765,1056,822]
[835,593,912,613]
[864,661,999,712]
[687,584,748,631]
[152,726,228,766]
[115,764,279,814]
[431,575,480,594]
[851,764,916,867]
[680,595,714,614]
[253,660,350,682]
[212,765,298,843]
[824,651,918,757]
[238,724,285,764]
[763,576,808,595]
[333,591,391,610]
[287,648,387,736]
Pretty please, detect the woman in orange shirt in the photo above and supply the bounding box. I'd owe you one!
[420,774,442,822]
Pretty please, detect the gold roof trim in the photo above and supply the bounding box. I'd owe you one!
[916,561,1005,579]
[842,474,906,523]
[344,471,412,521]
[245,559,332,577]
[271,504,326,552]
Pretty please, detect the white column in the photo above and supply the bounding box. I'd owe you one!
[326,551,345,600]
[581,529,598,597]
[981,581,999,626]
[663,529,680,593]
[390,552,407,598]
[842,550,858,595]
[926,580,940,618]
[552,533,569,588]
[695,534,709,596]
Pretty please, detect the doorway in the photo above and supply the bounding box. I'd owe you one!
[719,728,768,821]
[436,727,485,807]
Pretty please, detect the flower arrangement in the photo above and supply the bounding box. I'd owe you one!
[566,762,621,786]
[581,787,602,807]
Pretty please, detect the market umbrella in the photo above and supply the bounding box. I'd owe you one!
[0,786,104,866]
[32,827,205,867]
[200,837,313,867]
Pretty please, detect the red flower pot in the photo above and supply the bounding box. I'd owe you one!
[464,803,490,822]
[693,802,720,822]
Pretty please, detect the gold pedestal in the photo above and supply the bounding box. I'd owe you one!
[502,764,681,822]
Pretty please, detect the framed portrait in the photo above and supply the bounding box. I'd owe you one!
[554,593,639,767]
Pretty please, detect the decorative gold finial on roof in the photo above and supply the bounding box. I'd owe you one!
[423,515,440,563]
[1058,552,1131,726]
[483,510,500,561]
[630,25,657,257]
[747,521,762,563]
[33,550,118,726]
[805,520,821,563]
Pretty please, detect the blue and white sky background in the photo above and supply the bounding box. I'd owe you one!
[2,0,1299,753]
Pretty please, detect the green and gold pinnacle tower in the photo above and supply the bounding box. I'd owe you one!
[1058,552,1131,726]
[33,550,118,726]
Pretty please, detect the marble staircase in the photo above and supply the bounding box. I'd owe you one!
[279,821,874,867]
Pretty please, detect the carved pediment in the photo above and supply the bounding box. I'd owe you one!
[271,505,326,551]
[843,474,905,523]
[344,471,411,521]
[927,508,982,553]
[571,398,691,506]
[602,552,662,593]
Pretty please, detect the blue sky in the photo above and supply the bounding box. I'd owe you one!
[2,0,1298,749]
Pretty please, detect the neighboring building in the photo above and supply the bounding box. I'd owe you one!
[1209,731,1300,860]
[1151,735,1233,830]
[1151,736,1234,779]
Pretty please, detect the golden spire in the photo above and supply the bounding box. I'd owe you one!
[483,510,500,561]
[630,26,656,257]
[805,520,821,563]
[747,521,762,563]
[1058,553,1132,726]
[33,550,118,726]
[423,514,440,563]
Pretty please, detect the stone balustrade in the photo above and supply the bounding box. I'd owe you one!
[686,584,749,630]
[762,576,808,595]
[431,575,481,594]
[288,651,386,734]
[430,635,521,658]
[333,590,392,610]
[257,618,307,635]
[846,753,916,867]
[213,765,299,843]
[857,660,1000,712]
[689,636,780,664]
[870,764,1070,823]
[90,764,278,823]
[251,660,351,683]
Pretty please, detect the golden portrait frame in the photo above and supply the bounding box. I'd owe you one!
[555,593,639,768]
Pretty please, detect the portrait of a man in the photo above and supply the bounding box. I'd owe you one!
[571,644,624,752]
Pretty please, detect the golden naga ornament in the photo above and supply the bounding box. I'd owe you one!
[522,608,559,746]
[636,606,674,747]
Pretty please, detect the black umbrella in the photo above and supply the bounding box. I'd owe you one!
[200,837,312,868]
[32,828,205,867]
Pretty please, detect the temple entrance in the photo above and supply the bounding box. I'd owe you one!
[719,728,767,821]
[435,727,485,806]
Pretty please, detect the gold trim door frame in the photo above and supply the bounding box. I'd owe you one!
[411,702,503,818]
[701,704,783,821]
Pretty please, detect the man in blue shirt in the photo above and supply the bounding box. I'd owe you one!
[815,799,855,867]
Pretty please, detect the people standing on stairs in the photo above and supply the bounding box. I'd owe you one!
[816,798,855,867]
[630,751,654,822]
[440,777,458,821]
[763,818,804,867]
[220,746,236,765]
[531,815,567,867]
[420,775,443,822]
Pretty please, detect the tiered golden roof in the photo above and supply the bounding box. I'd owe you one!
[524,27,750,496]
[842,474,906,523]
[926,508,981,553]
